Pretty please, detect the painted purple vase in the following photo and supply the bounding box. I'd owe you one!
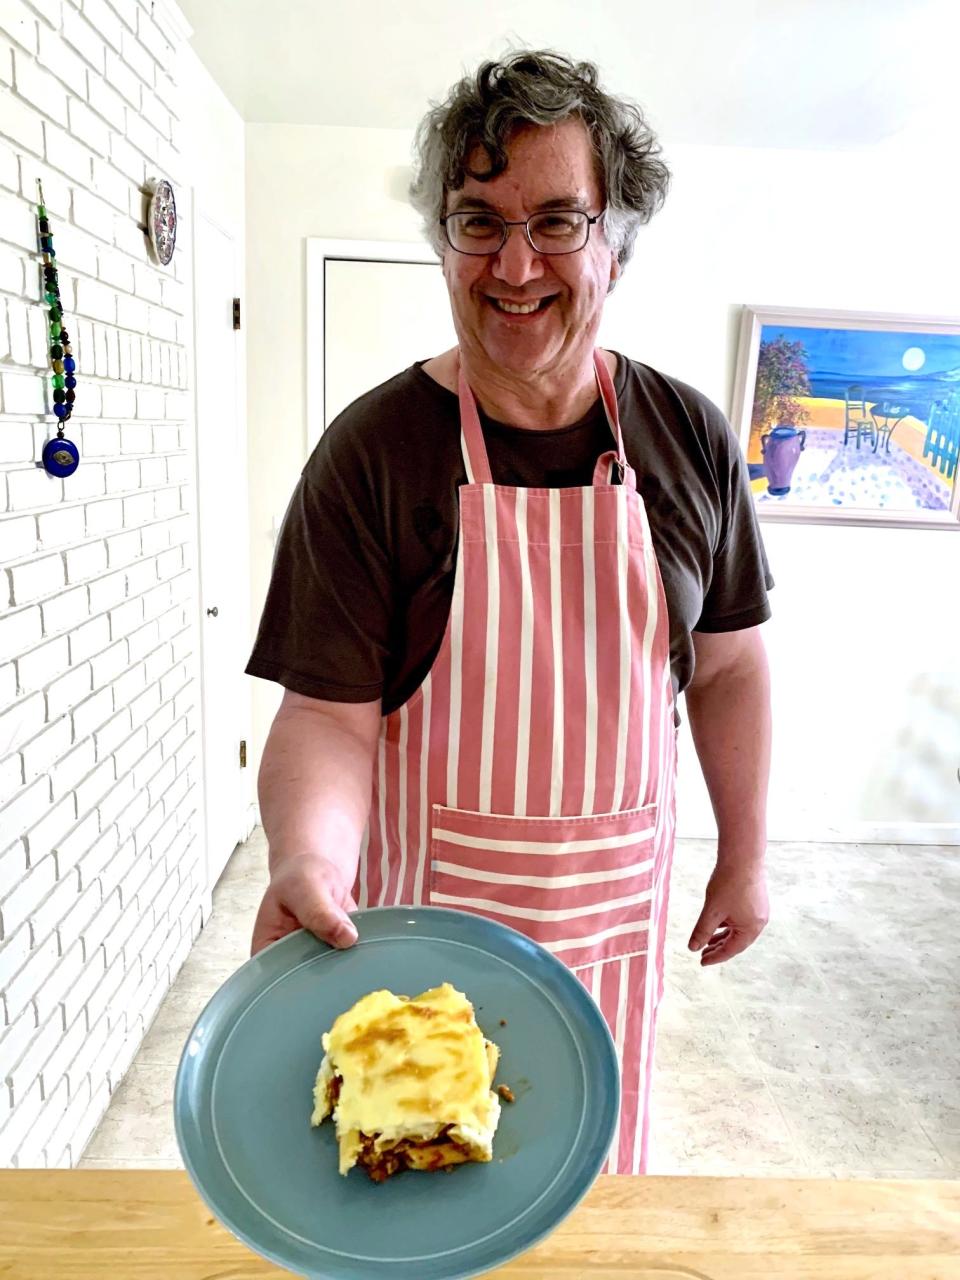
[761,424,806,496]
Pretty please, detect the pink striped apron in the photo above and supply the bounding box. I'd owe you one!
[356,350,677,1174]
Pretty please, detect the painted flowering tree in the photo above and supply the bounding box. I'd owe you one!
[751,336,811,449]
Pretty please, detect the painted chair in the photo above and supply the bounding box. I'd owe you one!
[843,385,877,449]
[923,393,959,481]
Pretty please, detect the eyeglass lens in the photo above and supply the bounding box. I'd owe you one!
[445,210,590,254]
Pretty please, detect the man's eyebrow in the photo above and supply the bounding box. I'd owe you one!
[447,194,590,213]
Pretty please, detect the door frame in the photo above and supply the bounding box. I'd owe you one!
[189,193,252,899]
[305,238,440,451]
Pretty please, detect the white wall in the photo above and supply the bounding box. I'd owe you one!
[178,45,245,227]
[179,37,254,851]
[245,123,959,845]
[0,0,211,1168]
[596,138,960,843]
[245,125,419,761]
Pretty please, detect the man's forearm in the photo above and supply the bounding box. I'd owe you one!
[258,696,379,882]
[684,641,771,867]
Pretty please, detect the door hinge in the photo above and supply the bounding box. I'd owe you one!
[233,297,241,330]
[239,739,247,768]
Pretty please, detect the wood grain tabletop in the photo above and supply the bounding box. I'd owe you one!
[1,1170,958,1279]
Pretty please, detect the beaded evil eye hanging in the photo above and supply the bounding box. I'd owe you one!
[36,180,80,478]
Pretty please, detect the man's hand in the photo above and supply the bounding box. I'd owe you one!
[251,853,359,956]
[688,862,769,966]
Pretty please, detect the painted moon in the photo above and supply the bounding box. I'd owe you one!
[902,347,926,372]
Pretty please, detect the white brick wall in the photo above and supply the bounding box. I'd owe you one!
[0,0,203,1169]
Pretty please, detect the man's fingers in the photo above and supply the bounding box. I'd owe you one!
[250,881,358,956]
[688,908,723,952]
[328,914,359,949]
[700,926,732,953]
[250,892,297,956]
[297,891,358,949]
[700,925,760,967]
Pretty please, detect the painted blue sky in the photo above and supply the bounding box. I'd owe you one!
[761,325,960,380]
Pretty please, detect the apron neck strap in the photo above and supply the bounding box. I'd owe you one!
[457,358,494,485]
[456,349,630,487]
[590,349,632,487]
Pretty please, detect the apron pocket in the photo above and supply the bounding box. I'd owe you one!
[430,804,658,970]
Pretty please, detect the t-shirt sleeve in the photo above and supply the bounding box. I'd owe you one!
[694,402,774,634]
[245,428,393,702]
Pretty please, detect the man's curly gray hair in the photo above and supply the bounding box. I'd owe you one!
[409,49,670,273]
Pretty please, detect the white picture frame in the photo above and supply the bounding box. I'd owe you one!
[731,304,960,529]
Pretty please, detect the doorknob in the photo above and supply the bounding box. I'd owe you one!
[206,606,219,617]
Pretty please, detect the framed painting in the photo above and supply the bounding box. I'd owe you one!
[731,306,960,527]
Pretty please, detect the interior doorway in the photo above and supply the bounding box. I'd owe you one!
[191,205,251,891]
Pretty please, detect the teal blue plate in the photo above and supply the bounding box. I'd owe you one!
[174,905,619,1280]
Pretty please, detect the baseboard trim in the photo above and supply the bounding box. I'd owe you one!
[242,803,260,842]
[677,822,960,846]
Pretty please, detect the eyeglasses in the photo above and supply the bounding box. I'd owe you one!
[440,209,606,256]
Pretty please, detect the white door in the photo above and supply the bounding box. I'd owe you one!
[193,210,248,887]
[322,258,457,430]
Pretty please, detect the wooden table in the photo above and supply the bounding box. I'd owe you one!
[1,1171,958,1279]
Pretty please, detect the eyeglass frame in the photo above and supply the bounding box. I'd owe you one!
[439,208,607,257]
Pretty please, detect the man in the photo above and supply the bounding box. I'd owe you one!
[246,50,772,1174]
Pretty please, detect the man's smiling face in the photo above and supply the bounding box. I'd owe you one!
[441,117,620,381]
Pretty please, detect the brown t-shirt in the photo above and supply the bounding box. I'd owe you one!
[247,353,773,713]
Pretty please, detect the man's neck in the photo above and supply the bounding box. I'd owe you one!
[423,348,616,430]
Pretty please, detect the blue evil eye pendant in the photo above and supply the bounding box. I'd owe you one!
[37,179,80,478]
[42,434,80,477]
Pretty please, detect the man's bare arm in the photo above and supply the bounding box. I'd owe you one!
[684,626,771,965]
[251,690,381,955]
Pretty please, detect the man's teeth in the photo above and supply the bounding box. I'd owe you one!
[493,298,545,314]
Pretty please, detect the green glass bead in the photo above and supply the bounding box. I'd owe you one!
[45,292,57,305]
[38,205,46,217]
[52,359,64,374]
[50,321,61,338]
[52,374,65,389]
[50,344,63,360]
[49,307,61,322]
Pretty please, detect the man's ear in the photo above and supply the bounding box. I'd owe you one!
[607,253,622,294]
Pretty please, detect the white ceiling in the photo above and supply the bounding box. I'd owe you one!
[177,0,955,149]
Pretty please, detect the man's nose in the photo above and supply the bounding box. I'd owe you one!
[490,224,545,286]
